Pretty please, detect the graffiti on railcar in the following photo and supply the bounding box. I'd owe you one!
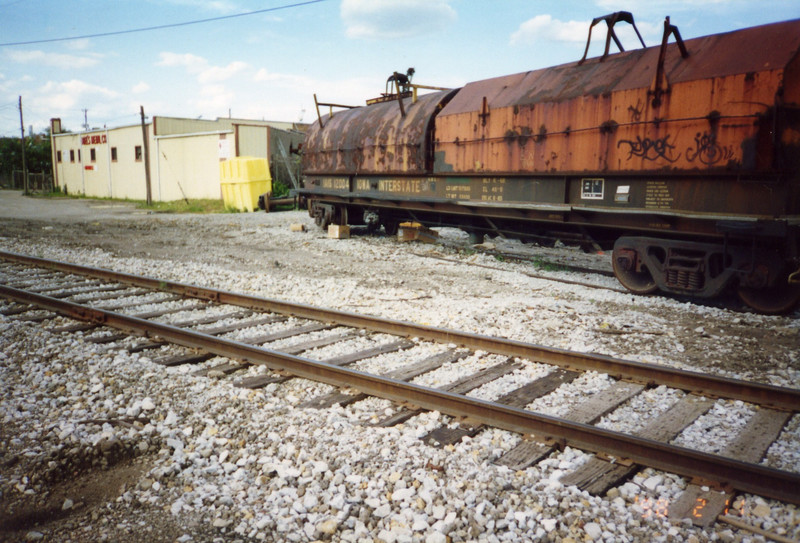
[686,131,735,165]
[617,135,680,163]
[627,99,644,122]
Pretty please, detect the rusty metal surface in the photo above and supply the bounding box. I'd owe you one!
[3,250,800,411]
[298,19,800,232]
[302,90,455,175]
[441,19,800,113]
[434,18,800,177]
[2,278,800,505]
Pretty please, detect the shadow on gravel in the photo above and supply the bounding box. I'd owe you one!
[0,447,153,538]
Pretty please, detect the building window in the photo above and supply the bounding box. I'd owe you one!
[111,147,117,162]
[90,148,97,162]
[57,151,62,163]
[78,149,81,162]
[70,150,75,163]
[135,145,142,161]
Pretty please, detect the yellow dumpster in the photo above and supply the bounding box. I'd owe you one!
[219,156,272,212]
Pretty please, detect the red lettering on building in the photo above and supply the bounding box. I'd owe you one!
[81,134,108,145]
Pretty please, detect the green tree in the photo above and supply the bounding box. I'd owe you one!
[0,129,52,177]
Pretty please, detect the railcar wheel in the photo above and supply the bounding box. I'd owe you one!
[313,205,333,230]
[383,221,399,236]
[737,272,800,314]
[612,246,658,295]
[364,210,380,233]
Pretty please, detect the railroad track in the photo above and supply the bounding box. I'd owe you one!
[411,249,625,294]
[412,243,760,313]
[1,250,799,531]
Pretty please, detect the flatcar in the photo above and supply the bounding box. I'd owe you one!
[297,13,800,314]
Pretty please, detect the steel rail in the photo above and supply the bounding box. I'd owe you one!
[1,282,800,506]
[2,250,799,411]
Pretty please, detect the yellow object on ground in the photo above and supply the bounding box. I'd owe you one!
[219,157,272,212]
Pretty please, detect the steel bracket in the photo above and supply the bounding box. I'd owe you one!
[578,11,646,65]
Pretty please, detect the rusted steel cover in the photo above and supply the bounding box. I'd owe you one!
[302,90,455,175]
[434,19,800,176]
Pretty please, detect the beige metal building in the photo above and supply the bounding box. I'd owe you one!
[50,116,305,202]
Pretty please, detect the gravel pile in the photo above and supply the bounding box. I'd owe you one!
[1,205,799,542]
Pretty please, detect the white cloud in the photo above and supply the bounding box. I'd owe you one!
[40,80,118,98]
[253,68,314,89]
[340,0,456,39]
[155,0,240,13]
[35,79,118,112]
[510,13,662,51]
[6,50,102,69]
[65,38,92,51]
[132,82,151,94]
[156,52,208,72]
[193,83,235,112]
[253,68,385,109]
[198,61,248,84]
[510,15,589,45]
[154,53,252,116]
[157,53,246,83]
[595,0,729,13]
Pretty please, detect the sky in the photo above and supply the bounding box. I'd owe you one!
[1,0,799,137]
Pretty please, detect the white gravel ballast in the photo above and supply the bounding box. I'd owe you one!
[1,207,799,543]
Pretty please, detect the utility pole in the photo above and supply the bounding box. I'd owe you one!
[140,106,152,205]
[18,96,28,195]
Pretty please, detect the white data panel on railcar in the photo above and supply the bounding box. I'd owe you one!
[581,178,604,200]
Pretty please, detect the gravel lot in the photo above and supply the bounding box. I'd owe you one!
[1,190,798,542]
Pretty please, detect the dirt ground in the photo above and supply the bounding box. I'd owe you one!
[0,190,798,541]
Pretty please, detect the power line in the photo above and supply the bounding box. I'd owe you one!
[0,0,327,47]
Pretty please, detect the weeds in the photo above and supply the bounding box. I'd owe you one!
[531,258,570,272]
[29,191,234,214]
[136,199,229,214]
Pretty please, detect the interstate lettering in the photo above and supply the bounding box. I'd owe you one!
[378,179,422,193]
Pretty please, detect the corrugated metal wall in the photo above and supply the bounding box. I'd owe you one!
[237,125,268,157]
[154,117,231,136]
[234,124,305,194]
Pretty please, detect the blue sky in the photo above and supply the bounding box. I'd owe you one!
[1,0,799,137]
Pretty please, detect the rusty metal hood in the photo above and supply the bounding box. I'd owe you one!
[302,90,456,175]
[439,18,800,116]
